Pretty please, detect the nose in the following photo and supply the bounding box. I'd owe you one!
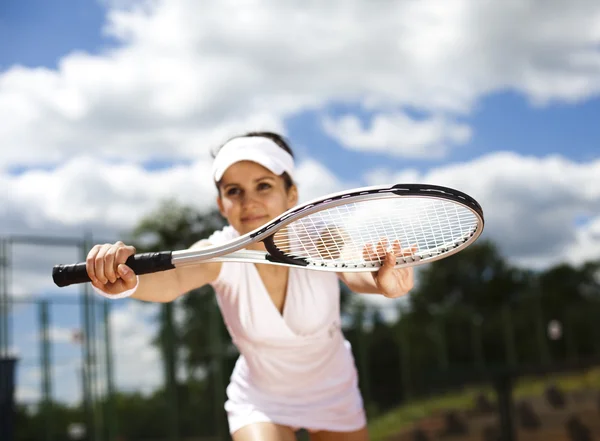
[240,191,259,207]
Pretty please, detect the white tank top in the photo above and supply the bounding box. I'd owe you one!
[206,225,361,411]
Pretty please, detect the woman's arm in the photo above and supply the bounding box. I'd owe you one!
[87,240,221,303]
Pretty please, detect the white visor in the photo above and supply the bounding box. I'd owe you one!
[212,136,295,182]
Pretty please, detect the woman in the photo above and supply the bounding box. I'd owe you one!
[86,132,414,441]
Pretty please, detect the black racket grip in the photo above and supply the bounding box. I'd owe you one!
[52,251,175,288]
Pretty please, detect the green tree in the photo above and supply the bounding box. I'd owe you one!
[409,240,529,318]
[126,198,228,440]
[15,402,85,441]
[129,198,226,252]
[393,240,600,401]
[537,260,600,361]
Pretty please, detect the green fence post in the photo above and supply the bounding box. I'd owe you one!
[593,305,600,357]
[534,292,550,365]
[85,232,104,441]
[0,238,12,357]
[357,304,372,415]
[90,283,102,441]
[103,301,117,441]
[0,357,18,441]
[471,316,485,372]
[80,237,94,441]
[399,327,412,401]
[565,308,578,363]
[163,302,180,441]
[209,297,226,440]
[502,305,517,367]
[0,239,6,356]
[40,300,53,441]
[434,316,448,372]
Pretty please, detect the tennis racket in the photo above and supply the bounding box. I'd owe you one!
[52,183,484,287]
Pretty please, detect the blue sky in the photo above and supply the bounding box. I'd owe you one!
[2,0,600,405]
[287,92,600,179]
[0,0,113,70]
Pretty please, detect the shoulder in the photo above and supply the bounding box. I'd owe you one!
[188,225,245,291]
[190,225,239,249]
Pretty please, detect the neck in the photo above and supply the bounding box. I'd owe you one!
[247,242,267,252]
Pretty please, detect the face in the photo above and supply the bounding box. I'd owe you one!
[216,161,298,237]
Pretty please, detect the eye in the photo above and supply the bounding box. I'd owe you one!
[226,187,241,197]
[257,182,272,191]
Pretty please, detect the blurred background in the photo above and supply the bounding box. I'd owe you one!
[1,0,600,440]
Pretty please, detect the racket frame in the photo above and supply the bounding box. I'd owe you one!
[170,183,484,270]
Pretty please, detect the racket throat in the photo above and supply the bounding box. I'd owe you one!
[263,237,310,267]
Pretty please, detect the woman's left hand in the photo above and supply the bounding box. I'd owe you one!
[363,239,415,298]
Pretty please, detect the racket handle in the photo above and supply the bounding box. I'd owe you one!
[52,251,175,288]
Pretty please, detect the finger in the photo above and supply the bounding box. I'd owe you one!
[376,237,389,255]
[115,243,136,266]
[367,240,383,262]
[405,242,418,254]
[384,249,396,267]
[90,275,121,293]
[90,277,108,292]
[94,244,112,285]
[372,250,396,287]
[86,245,102,284]
[392,240,417,257]
[117,264,137,289]
[104,243,122,284]
[405,266,415,287]
[363,243,379,262]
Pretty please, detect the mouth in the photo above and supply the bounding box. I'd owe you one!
[241,215,269,223]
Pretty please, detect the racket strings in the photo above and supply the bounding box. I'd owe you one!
[271,197,479,268]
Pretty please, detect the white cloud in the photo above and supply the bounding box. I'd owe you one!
[16,384,40,405]
[295,159,357,204]
[570,216,600,263]
[2,0,600,167]
[14,358,85,405]
[322,112,472,158]
[2,156,346,238]
[364,151,600,269]
[110,301,163,394]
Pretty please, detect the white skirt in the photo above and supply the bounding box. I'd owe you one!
[223,347,367,434]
